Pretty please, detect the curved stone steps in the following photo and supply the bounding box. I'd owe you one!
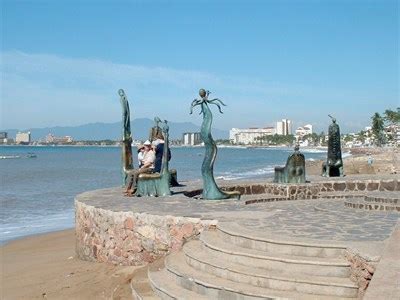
[183,240,358,298]
[163,251,356,300]
[148,267,208,300]
[217,222,347,258]
[365,194,399,204]
[201,231,350,278]
[344,198,400,212]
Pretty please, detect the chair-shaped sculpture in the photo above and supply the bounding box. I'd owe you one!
[136,119,171,197]
[148,117,179,187]
[274,144,306,183]
[322,115,344,177]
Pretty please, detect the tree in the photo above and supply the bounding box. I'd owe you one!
[383,108,400,143]
[371,112,385,146]
[383,108,400,125]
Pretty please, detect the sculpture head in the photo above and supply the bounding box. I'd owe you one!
[294,144,300,152]
[328,114,336,123]
[118,89,125,97]
[199,89,208,99]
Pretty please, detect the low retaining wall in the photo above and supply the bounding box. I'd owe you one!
[223,178,399,199]
[75,201,217,266]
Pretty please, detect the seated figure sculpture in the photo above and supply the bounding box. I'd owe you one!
[274,144,306,183]
[135,119,172,197]
[322,115,344,177]
[148,117,179,187]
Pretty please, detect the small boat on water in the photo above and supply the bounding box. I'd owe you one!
[27,153,37,158]
[0,155,21,159]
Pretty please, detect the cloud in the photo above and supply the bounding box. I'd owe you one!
[1,51,394,132]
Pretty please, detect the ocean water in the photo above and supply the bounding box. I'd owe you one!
[0,145,328,244]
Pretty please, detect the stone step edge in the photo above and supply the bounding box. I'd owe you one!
[184,241,357,289]
[344,199,399,207]
[201,231,349,267]
[217,222,347,249]
[165,252,356,300]
[148,268,208,300]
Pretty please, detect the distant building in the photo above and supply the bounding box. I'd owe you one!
[45,133,73,144]
[182,132,201,146]
[295,124,313,138]
[229,127,275,144]
[16,132,31,144]
[276,119,292,135]
[0,132,8,144]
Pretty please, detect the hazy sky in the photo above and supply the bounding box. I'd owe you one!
[1,0,399,133]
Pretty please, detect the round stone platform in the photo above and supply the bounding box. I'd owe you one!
[75,175,400,266]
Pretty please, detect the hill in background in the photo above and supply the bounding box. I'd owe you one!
[3,118,228,141]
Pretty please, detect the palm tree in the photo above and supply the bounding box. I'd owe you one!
[371,112,385,146]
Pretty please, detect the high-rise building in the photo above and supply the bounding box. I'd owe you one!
[182,132,201,146]
[276,119,292,135]
[229,127,275,144]
[16,132,31,144]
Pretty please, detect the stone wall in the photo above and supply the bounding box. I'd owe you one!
[75,201,217,266]
[224,178,399,203]
[344,248,378,298]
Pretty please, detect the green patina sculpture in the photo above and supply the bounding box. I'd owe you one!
[322,115,344,177]
[190,89,241,200]
[149,117,163,141]
[274,144,306,183]
[136,119,171,197]
[118,89,134,185]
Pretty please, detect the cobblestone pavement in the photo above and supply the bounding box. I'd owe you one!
[240,199,399,242]
[77,178,399,243]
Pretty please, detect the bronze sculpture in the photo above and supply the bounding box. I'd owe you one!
[136,119,172,197]
[190,89,241,200]
[118,89,134,185]
[274,144,306,183]
[322,115,344,177]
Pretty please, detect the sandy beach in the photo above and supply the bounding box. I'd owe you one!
[1,148,398,300]
[0,230,141,300]
[306,147,400,176]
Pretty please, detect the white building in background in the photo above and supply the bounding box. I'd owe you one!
[276,119,292,135]
[229,127,275,144]
[16,131,31,144]
[182,132,201,146]
[45,133,73,144]
[295,124,313,138]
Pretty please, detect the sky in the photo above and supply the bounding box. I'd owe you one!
[1,0,399,133]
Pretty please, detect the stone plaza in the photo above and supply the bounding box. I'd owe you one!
[75,174,400,299]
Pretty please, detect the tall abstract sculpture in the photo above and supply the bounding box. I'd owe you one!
[118,89,134,185]
[190,89,241,200]
[322,115,344,177]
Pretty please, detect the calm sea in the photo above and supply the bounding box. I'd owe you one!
[0,145,328,244]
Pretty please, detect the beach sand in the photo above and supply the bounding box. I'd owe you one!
[1,148,398,299]
[0,230,141,300]
[306,147,399,176]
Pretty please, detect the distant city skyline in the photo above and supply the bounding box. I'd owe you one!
[1,1,398,133]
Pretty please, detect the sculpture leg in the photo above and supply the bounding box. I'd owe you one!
[339,166,344,177]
